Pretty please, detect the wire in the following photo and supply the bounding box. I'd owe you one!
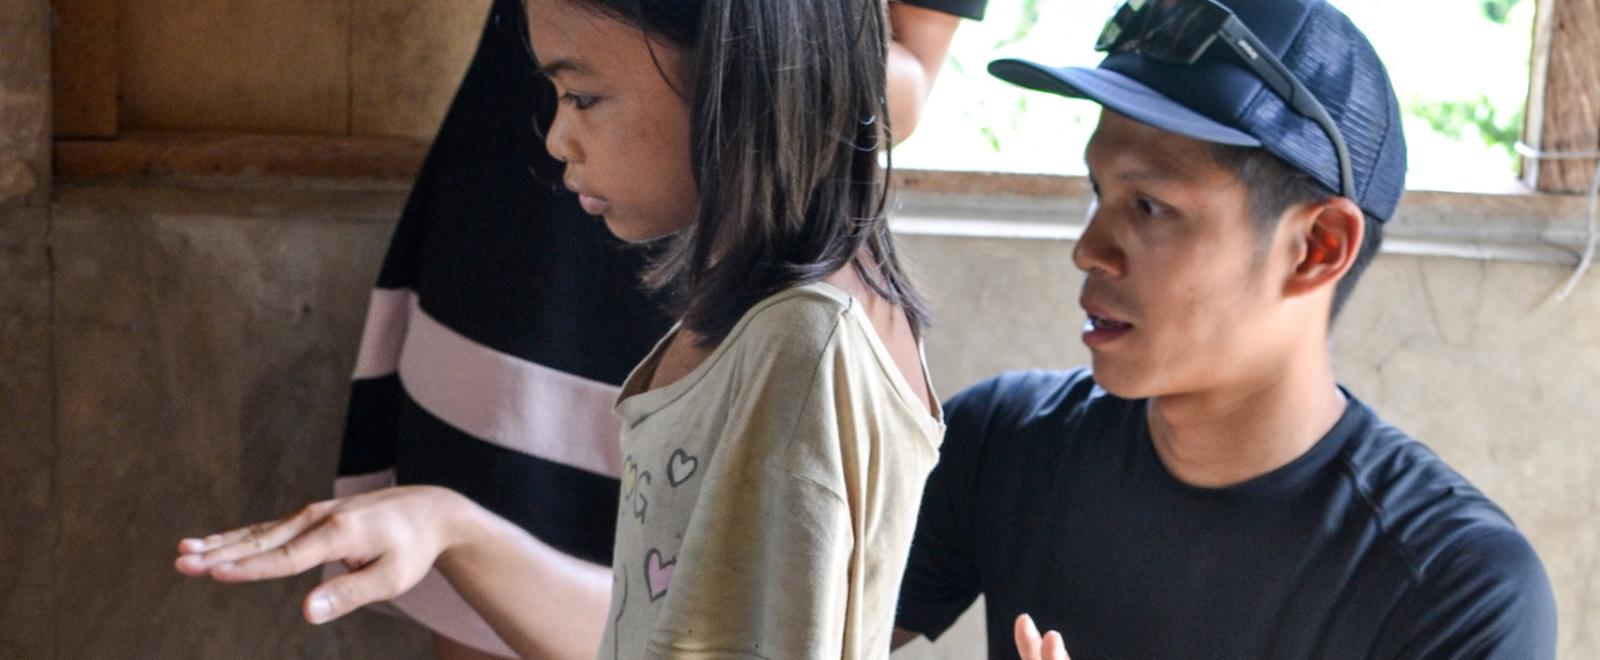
[1516,142,1600,303]
[1514,143,1600,160]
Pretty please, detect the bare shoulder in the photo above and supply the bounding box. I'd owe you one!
[823,268,934,414]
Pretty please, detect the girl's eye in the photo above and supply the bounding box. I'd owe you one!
[563,93,599,110]
[1135,196,1160,217]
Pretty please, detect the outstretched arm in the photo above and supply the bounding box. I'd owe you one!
[175,485,610,660]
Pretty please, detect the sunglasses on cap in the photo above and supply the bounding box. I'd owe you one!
[1095,0,1355,200]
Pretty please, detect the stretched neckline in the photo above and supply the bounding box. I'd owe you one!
[613,281,941,431]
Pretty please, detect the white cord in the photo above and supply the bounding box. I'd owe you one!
[1514,142,1600,160]
[1552,157,1600,302]
[1516,142,1600,303]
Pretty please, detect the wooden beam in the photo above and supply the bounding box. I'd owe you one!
[1522,0,1600,193]
[116,0,351,135]
[896,169,1091,198]
[54,132,428,180]
[51,0,118,137]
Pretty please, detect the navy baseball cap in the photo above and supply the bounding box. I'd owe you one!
[990,0,1408,221]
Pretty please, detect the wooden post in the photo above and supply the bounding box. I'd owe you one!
[1522,0,1600,193]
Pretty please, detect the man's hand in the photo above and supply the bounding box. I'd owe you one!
[1015,614,1072,660]
[175,485,469,625]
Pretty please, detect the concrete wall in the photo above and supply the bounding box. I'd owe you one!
[0,0,57,657]
[16,179,1595,658]
[43,184,433,658]
[6,1,441,652]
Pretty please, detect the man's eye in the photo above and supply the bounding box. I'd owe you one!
[563,93,599,110]
[1136,196,1159,216]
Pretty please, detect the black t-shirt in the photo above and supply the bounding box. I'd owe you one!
[900,0,987,20]
[898,370,1557,659]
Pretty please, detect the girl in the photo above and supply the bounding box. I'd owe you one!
[326,0,973,658]
[177,0,943,657]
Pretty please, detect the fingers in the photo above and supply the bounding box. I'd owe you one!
[1015,614,1043,660]
[179,519,275,554]
[176,520,277,568]
[207,521,346,583]
[1042,630,1070,660]
[176,503,331,576]
[176,520,283,576]
[1015,614,1070,660]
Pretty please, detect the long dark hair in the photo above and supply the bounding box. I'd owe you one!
[565,0,930,345]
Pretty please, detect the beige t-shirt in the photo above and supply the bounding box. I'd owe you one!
[597,282,944,660]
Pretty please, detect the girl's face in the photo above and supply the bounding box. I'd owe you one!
[527,0,699,242]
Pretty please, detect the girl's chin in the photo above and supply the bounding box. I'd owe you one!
[602,216,681,244]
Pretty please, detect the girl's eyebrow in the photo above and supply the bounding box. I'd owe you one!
[536,57,594,79]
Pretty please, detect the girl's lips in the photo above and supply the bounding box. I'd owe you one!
[577,193,610,216]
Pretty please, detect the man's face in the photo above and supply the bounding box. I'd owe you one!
[1077,110,1297,400]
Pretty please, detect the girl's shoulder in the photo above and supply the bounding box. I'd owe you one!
[727,281,935,420]
[722,281,857,361]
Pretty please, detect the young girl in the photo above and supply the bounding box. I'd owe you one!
[177,0,942,657]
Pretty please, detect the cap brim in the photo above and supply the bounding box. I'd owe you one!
[989,58,1261,148]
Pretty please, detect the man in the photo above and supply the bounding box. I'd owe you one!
[893,0,1558,658]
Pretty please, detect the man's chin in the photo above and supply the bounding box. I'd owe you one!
[1087,358,1155,400]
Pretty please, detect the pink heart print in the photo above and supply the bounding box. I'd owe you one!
[646,549,676,602]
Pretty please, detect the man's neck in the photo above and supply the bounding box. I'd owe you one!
[1145,351,1347,489]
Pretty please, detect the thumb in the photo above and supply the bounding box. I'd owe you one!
[304,562,398,625]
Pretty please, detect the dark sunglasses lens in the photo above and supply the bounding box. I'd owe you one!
[1096,0,1231,65]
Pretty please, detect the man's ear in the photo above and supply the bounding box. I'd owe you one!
[1283,196,1364,299]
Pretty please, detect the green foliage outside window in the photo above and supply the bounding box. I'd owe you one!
[894,0,1536,193]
